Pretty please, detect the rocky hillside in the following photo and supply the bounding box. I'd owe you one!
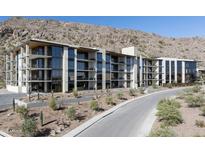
[0,17,205,81]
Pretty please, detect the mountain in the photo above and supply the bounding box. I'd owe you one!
[0,17,205,82]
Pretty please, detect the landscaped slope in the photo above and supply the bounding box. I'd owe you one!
[0,17,205,81]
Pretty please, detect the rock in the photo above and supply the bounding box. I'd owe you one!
[56,127,63,133]
[7,112,14,117]
[7,128,12,132]
[50,130,56,136]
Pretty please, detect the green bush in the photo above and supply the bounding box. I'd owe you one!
[158,99,181,109]
[90,100,99,111]
[73,89,78,97]
[156,99,182,126]
[21,117,37,137]
[149,127,176,137]
[106,96,114,105]
[195,120,205,128]
[185,95,204,108]
[200,106,205,116]
[49,96,57,111]
[66,107,77,121]
[117,92,124,100]
[16,106,29,119]
[192,85,202,93]
[129,89,137,96]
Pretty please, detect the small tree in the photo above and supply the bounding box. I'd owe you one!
[12,98,15,112]
[16,106,29,119]
[21,117,37,137]
[106,96,114,105]
[73,89,78,98]
[40,111,44,127]
[49,96,57,111]
[117,92,123,100]
[66,107,77,121]
[90,100,99,111]
[129,89,136,96]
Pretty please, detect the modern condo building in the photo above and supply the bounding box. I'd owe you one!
[5,39,197,93]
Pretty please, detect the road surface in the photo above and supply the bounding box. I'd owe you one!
[77,88,185,137]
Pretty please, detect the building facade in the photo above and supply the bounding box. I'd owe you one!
[5,39,197,93]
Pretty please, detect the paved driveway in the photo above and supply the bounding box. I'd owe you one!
[77,88,185,137]
[0,89,26,108]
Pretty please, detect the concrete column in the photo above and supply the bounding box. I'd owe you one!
[132,56,138,88]
[94,51,97,90]
[169,60,171,83]
[74,48,77,90]
[25,44,30,93]
[162,60,166,84]
[139,55,143,87]
[124,56,127,88]
[182,61,185,83]
[175,60,177,83]
[18,47,24,92]
[155,60,159,85]
[102,49,106,90]
[5,55,8,85]
[44,46,48,92]
[62,46,68,93]
[10,52,13,85]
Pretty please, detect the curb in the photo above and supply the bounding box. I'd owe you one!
[0,131,12,137]
[63,86,188,137]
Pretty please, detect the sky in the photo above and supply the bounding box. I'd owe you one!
[0,16,205,38]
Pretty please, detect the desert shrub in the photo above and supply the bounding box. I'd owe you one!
[149,127,176,137]
[185,95,204,108]
[106,96,115,105]
[167,83,173,89]
[40,111,44,127]
[152,84,158,89]
[156,99,182,126]
[158,99,181,109]
[16,106,29,119]
[195,120,205,128]
[66,107,77,121]
[49,96,57,111]
[129,88,137,96]
[192,85,202,93]
[117,92,124,100]
[73,89,78,97]
[139,87,145,94]
[200,106,205,116]
[183,89,193,96]
[21,117,37,137]
[90,100,99,111]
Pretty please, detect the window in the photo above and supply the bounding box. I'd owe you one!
[52,58,62,69]
[77,61,88,70]
[32,47,44,55]
[106,54,110,63]
[177,61,182,83]
[185,61,197,83]
[68,60,74,70]
[52,70,62,80]
[68,48,75,59]
[166,61,170,83]
[171,61,175,82]
[77,52,88,60]
[97,53,102,62]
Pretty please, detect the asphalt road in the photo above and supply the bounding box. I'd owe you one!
[0,89,25,107]
[77,88,185,137]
